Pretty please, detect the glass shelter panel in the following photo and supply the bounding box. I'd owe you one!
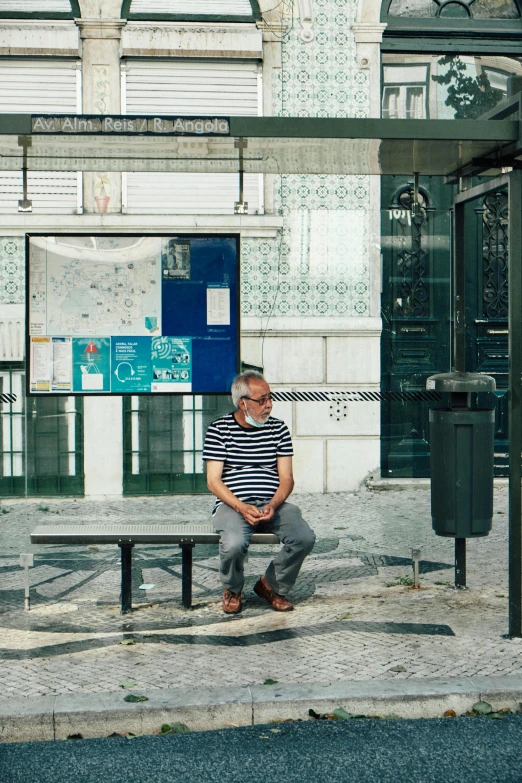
[381,195,453,478]
[123,393,233,495]
[380,182,511,478]
[0,366,84,496]
[382,54,522,119]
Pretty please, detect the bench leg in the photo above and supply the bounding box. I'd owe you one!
[180,543,195,609]
[119,542,134,614]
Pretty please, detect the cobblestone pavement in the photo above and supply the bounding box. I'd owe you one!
[0,484,520,700]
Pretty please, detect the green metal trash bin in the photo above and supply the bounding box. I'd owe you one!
[427,372,496,538]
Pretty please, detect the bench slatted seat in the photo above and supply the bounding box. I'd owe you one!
[30,524,279,613]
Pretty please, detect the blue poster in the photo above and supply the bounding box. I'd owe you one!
[110,336,193,392]
[150,336,192,392]
[72,338,111,392]
[111,337,153,393]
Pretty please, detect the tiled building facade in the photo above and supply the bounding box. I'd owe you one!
[1,0,521,497]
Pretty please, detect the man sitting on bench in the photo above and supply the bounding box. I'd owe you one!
[203,371,315,615]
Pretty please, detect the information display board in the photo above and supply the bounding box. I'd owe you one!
[27,234,239,395]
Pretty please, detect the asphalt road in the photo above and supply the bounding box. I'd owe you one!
[1,715,522,783]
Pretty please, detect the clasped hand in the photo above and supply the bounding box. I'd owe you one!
[241,503,275,526]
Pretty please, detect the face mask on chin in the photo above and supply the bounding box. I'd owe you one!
[244,411,266,428]
[243,402,269,428]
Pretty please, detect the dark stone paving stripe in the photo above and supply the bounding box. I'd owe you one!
[0,619,455,660]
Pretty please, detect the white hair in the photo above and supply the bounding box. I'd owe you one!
[231,371,265,407]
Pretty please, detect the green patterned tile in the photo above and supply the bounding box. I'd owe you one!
[0,237,24,304]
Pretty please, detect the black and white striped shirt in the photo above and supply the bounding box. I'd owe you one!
[203,413,293,513]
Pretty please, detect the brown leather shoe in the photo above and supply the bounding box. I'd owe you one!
[254,577,294,611]
[222,589,242,614]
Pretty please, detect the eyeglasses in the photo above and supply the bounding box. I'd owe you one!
[242,394,273,406]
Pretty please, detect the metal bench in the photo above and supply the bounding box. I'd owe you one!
[30,524,279,614]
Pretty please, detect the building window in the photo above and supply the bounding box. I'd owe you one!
[387,0,520,19]
[382,65,428,118]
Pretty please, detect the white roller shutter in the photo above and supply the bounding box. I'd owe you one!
[128,0,253,14]
[0,59,79,213]
[125,172,260,214]
[0,172,78,214]
[0,59,78,113]
[124,59,261,213]
[0,1,72,11]
[125,59,259,116]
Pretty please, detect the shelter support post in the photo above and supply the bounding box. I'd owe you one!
[118,541,134,615]
[180,542,195,609]
[509,169,522,637]
[453,198,466,374]
[453,195,467,585]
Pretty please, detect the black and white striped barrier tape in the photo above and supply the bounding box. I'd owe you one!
[0,393,17,404]
[270,391,443,402]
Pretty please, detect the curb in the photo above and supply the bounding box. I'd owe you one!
[1,676,522,744]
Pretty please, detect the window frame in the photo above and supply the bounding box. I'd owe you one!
[0,1,80,20]
[121,0,261,23]
[381,0,522,54]
[382,60,431,119]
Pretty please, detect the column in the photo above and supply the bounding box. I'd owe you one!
[76,13,126,496]
[76,17,126,214]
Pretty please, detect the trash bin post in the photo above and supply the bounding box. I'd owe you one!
[455,538,466,589]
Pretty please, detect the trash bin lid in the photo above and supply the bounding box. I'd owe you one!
[426,372,496,392]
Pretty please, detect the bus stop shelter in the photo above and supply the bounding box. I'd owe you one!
[2,96,522,634]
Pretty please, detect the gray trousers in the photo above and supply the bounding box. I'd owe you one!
[213,501,315,596]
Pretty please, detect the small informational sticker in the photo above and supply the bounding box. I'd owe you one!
[426,379,436,390]
[145,316,159,333]
[30,337,51,392]
[207,285,230,326]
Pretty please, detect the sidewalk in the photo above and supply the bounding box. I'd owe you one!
[1,484,521,741]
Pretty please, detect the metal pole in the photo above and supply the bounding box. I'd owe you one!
[411,548,421,588]
[180,542,195,609]
[453,198,467,585]
[234,138,248,214]
[455,538,466,588]
[508,169,522,637]
[453,200,466,373]
[17,135,32,212]
[20,553,33,610]
[119,542,134,615]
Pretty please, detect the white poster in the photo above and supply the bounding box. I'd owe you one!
[30,337,52,391]
[207,286,230,326]
[52,337,72,391]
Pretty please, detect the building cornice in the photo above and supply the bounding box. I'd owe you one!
[75,18,126,39]
[0,213,283,237]
[351,22,387,44]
